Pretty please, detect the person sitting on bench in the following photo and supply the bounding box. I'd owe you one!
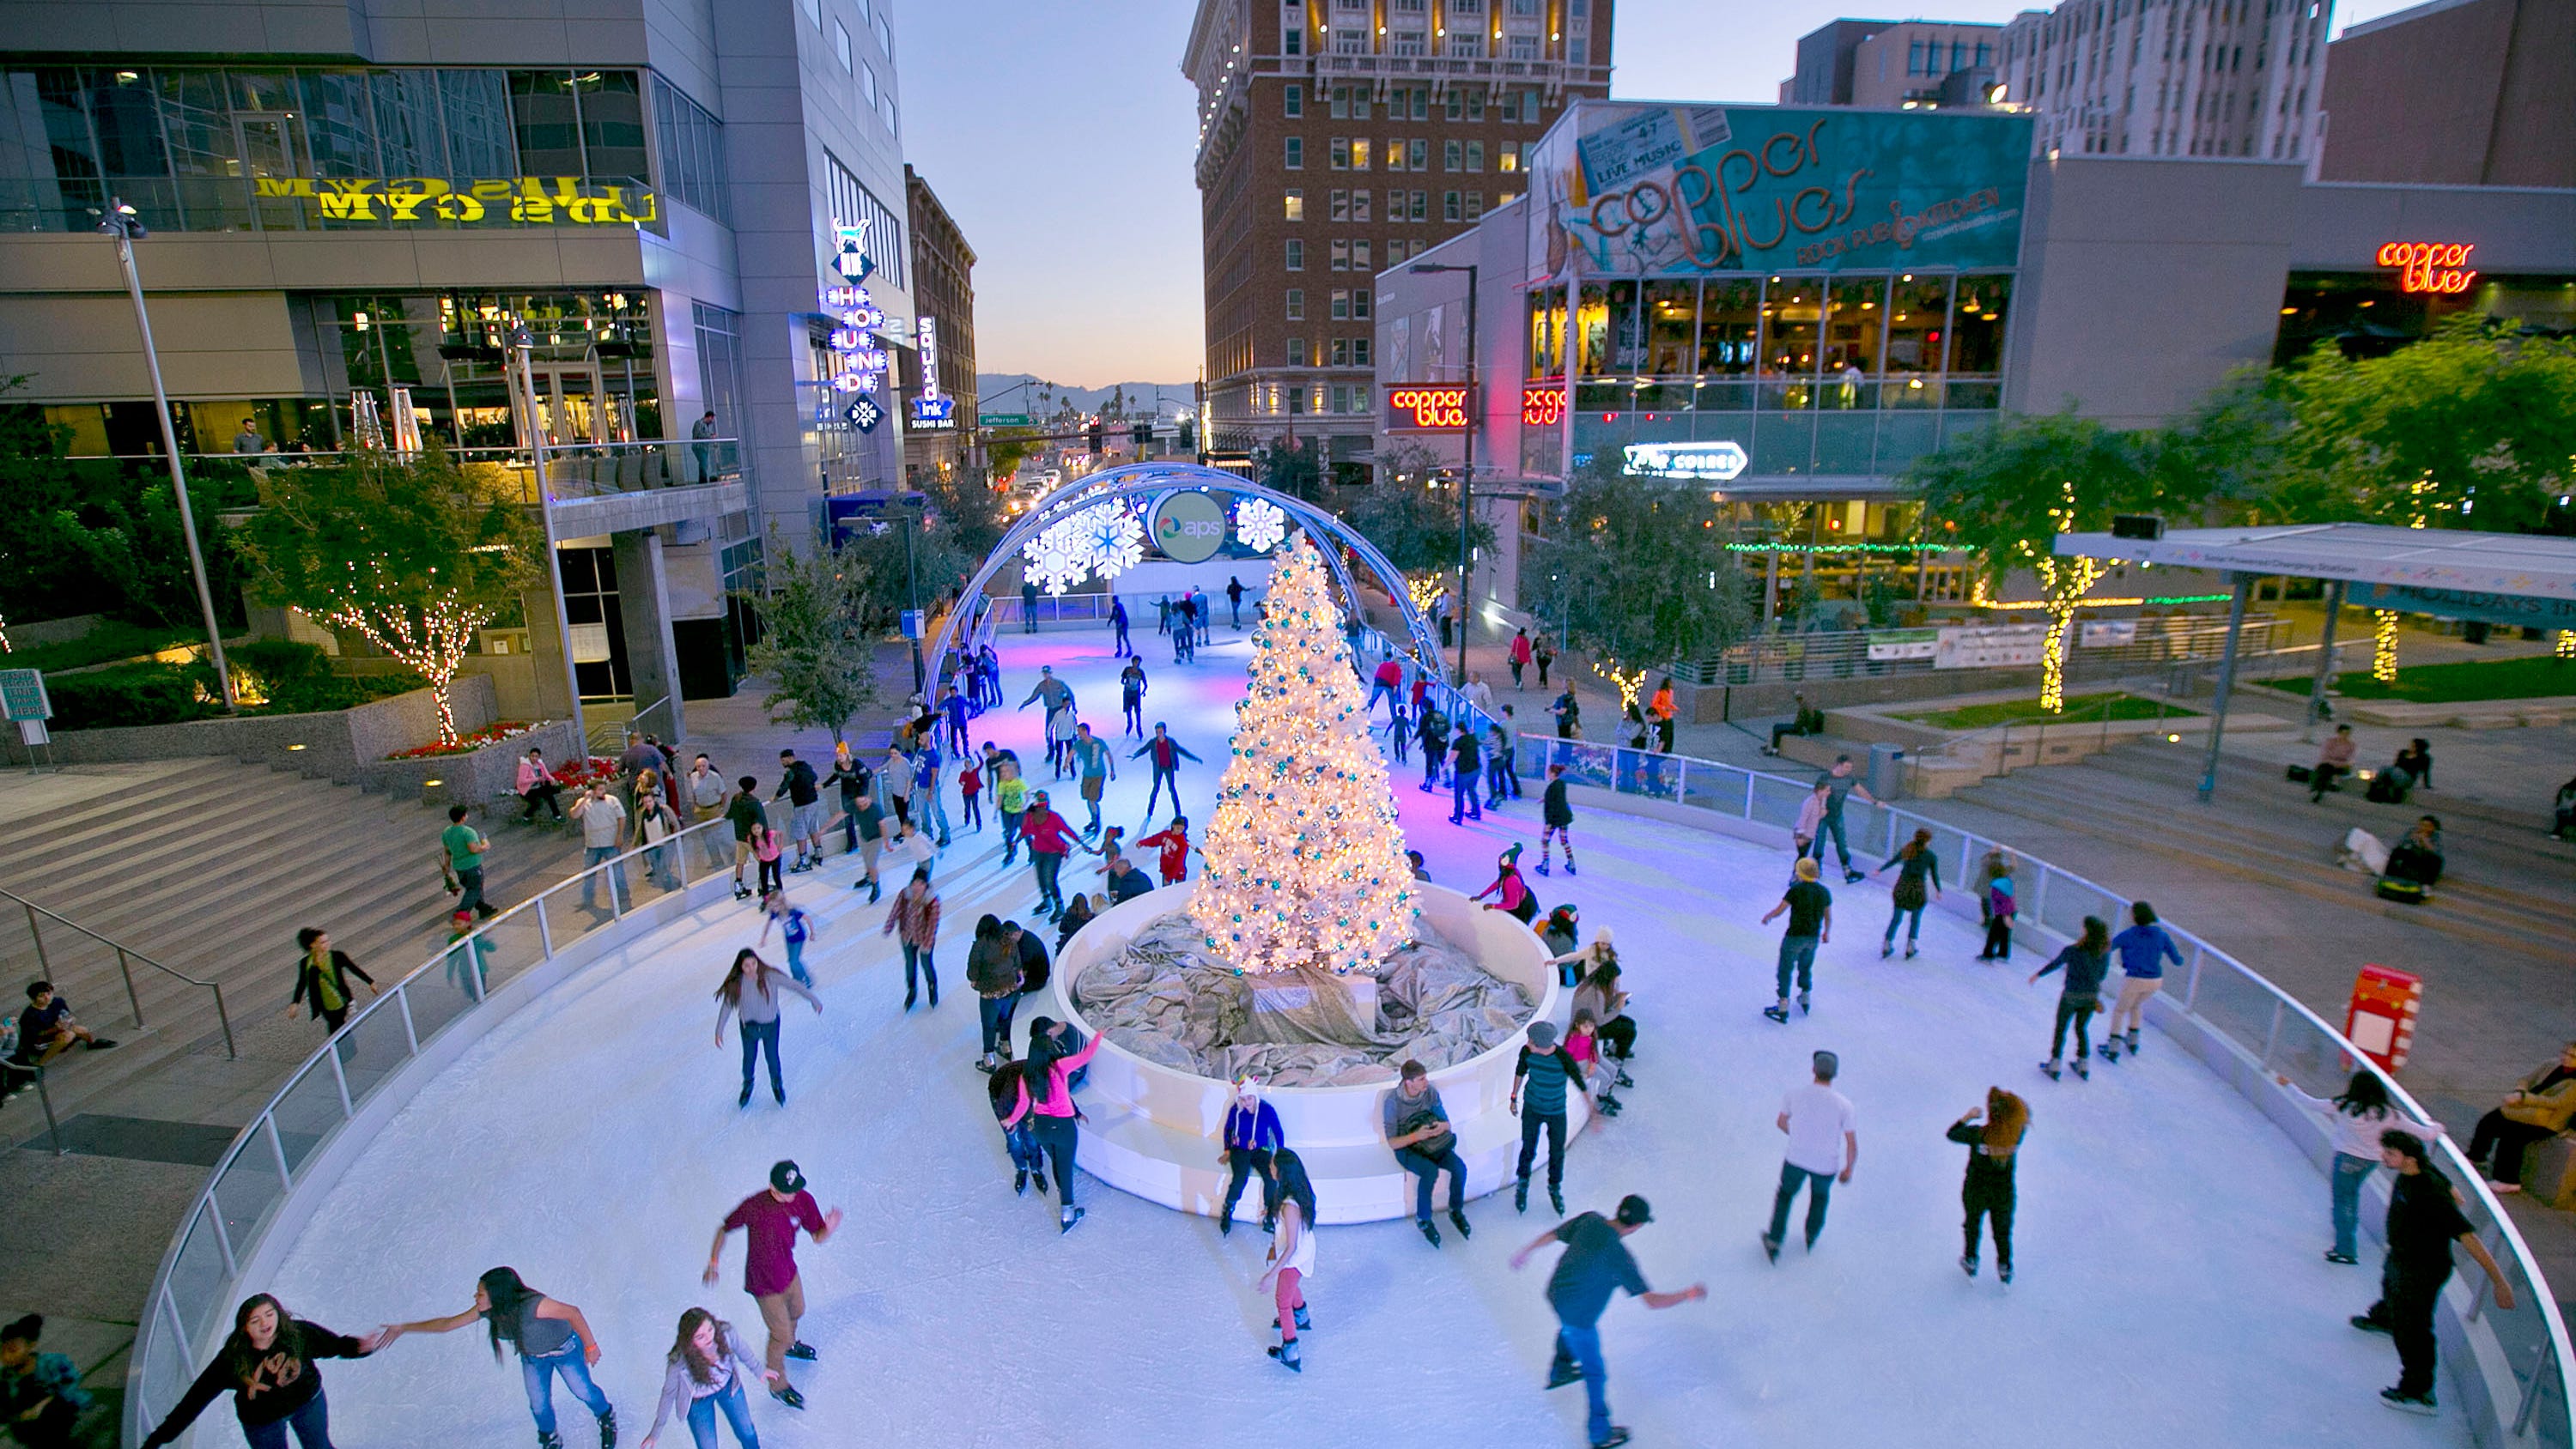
[1765,694,1826,755]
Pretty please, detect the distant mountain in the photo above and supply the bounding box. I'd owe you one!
[973,373,1197,422]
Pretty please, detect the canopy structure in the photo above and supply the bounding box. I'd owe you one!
[2053,523,2576,800]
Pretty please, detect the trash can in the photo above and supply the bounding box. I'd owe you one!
[1867,741,1906,800]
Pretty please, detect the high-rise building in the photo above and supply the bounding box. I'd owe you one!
[1782,18,2007,109]
[1181,0,1613,476]
[2317,0,2574,188]
[1997,0,2331,162]
[903,165,979,485]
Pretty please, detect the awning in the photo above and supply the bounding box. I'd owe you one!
[2055,523,2576,602]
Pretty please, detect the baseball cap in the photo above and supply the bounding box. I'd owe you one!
[769,1161,805,1194]
[1615,1194,1653,1227]
[1527,1022,1558,1051]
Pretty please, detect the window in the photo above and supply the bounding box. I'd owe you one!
[880,92,897,137]
[1351,90,1370,121]
[835,20,854,70]
[1285,22,1303,54]
[1393,30,1426,55]
[1330,188,1348,221]
[1498,141,1523,173]
[1352,288,1371,319]
[860,62,878,108]
[1289,338,1309,366]
[652,77,731,223]
[1352,138,1370,170]
[1387,188,1406,221]
[1387,239,1406,264]
[1463,191,1482,221]
[1330,136,1349,169]
[1330,86,1349,119]
[1334,27,1369,53]
[1506,33,1540,60]
[1285,136,1303,168]
[1352,239,1370,270]
[1443,138,1461,171]
[1467,91,1485,122]
[1330,384,1351,414]
[1385,139,1406,172]
[823,149,905,287]
[1285,189,1305,221]
[1408,139,1429,171]
[1443,190,1461,221]
[1287,385,1308,414]
[1330,338,1349,366]
[1947,275,2012,375]
[1353,336,1371,365]
[1465,140,1484,172]
[1352,190,1371,221]
[799,0,820,26]
[1411,189,1427,220]
[1285,288,1304,319]
[1331,288,1351,319]
[1285,238,1304,270]
[1330,238,1350,270]
[873,12,892,56]
[1499,89,1520,122]
[1285,84,1303,118]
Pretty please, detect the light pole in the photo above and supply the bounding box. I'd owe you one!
[1409,261,1478,685]
[897,498,927,695]
[510,323,588,749]
[100,198,234,709]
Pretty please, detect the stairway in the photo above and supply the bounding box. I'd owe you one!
[0,760,587,1138]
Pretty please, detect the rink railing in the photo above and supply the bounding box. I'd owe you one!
[125,815,749,1448]
[1360,625,2572,1449]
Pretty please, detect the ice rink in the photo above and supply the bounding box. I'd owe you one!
[240,620,2473,1449]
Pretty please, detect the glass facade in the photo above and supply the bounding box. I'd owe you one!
[1528,270,2013,480]
[0,65,670,233]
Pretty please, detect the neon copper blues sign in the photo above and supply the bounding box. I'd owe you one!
[2375,241,2477,294]
[1623,440,1747,482]
[1385,385,1473,431]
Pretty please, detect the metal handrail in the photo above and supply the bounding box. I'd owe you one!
[0,885,235,1058]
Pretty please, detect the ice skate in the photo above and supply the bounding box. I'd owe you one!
[1535,860,1552,876]
[598,1407,617,1449]
[538,1432,563,1449]
[2039,1059,2063,1081]
[785,1341,817,1361]
[2101,1040,2120,1063]
[2380,1388,2436,1415]
[1797,991,1811,1016]
[1763,1004,1791,1024]
[1960,1253,1979,1278]
[1031,1171,1048,1196]
[2071,1058,2090,1080]
[1449,1209,1473,1240]
[1594,1427,1631,1447]
[1267,1338,1303,1373]
[1516,1179,1529,1213]
[1419,1219,1443,1247]
[1564,862,1577,876]
[1059,1205,1085,1234]
[770,1385,806,1410]
[2123,1029,2141,1055]
[1762,1234,1782,1264]
[1881,941,1894,959]
[1546,1359,1584,1391]
[1014,1169,1029,1196]
[1549,1185,1565,1216]
[1998,1263,2014,1285]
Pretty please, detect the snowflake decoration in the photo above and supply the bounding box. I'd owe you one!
[1233,496,1288,554]
[1072,501,1146,579]
[1021,520,1089,596]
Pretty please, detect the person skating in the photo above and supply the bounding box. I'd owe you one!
[744,822,784,900]
[1760,858,1832,1023]
[1449,724,1485,823]
[2032,916,2111,1080]
[1473,844,1538,925]
[988,1058,1048,1197]
[1225,573,1248,627]
[1978,870,2018,962]
[2351,1131,2515,1415]
[1018,791,1096,920]
[993,759,1029,869]
[1416,705,1449,791]
[1790,779,1828,870]
[1384,1059,1472,1246]
[1872,828,1942,959]
[1120,656,1149,738]
[714,949,821,1108]
[1509,1196,1704,1449]
[140,1294,383,1449]
[1949,1088,2029,1283]
[769,751,823,873]
[2277,1068,2445,1264]
[1810,756,1875,883]
[724,777,766,900]
[1136,815,1195,886]
[755,893,819,987]
[1512,1022,1586,1217]
[288,929,375,1038]
[2101,900,2183,1061]
[1565,1011,1620,1119]
[637,1309,776,1449]
[1540,904,1583,985]
[703,1161,841,1410]
[1763,1051,1856,1263]
[1109,596,1131,657]
[1000,1019,1107,1233]
[1258,1149,1321,1373]
[1537,764,1578,876]
[822,744,868,855]
[377,1268,616,1449]
[1067,723,1115,835]
[878,865,940,1010]
[879,741,917,830]
[1571,949,1637,1082]
[1218,1075,1285,1236]
[2461,1040,2576,1193]
[1017,665,1073,762]
[1130,722,1202,819]
[1365,653,1405,720]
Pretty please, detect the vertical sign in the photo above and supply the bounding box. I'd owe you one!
[915,317,940,401]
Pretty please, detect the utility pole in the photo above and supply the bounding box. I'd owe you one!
[900,499,926,694]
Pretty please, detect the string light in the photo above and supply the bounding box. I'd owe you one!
[1722,542,1955,555]
[1189,530,1415,977]
[2012,482,2104,714]
[2372,610,2402,682]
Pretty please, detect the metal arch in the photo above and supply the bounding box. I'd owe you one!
[923,464,1444,678]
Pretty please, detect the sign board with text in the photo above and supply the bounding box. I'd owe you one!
[1864,628,1939,662]
[1935,623,2049,669]
[1151,490,1229,564]
[1384,384,1474,432]
[979,413,1032,427]
[252,176,656,226]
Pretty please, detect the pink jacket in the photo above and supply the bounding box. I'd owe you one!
[515,758,556,791]
[1004,1033,1104,1126]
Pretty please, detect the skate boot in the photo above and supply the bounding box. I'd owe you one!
[1059,1205,1086,1234]
[1998,1262,2014,1285]
[1291,1305,1311,1331]
[1031,1171,1048,1196]
[1419,1219,1443,1248]
[1449,1209,1473,1240]
[1535,860,1552,876]
[538,1433,564,1449]
[1516,1179,1529,1213]
[1267,1337,1303,1373]
[771,1386,806,1410]
[2039,1059,2063,1081]
[1550,1185,1565,1216]
[1797,992,1811,1016]
[2072,1058,2090,1081]
[1763,1004,1791,1024]
[1762,1234,1782,1264]
[785,1342,817,1361]
[1960,1253,1980,1278]
[2102,1038,2121,1063]
[598,1407,618,1449]
[1014,1169,1029,1196]
[1564,862,1577,876]
[2124,1029,2141,1055]
[1219,1210,1235,1236]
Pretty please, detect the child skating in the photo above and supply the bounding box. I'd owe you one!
[757,892,820,986]
[1948,1088,2028,1284]
[1258,1149,1321,1373]
[1537,764,1577,876]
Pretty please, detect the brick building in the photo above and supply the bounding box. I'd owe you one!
[903,165,979,484]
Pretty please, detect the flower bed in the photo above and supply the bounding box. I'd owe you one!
[550,756,623,790]
[385,720,538,761]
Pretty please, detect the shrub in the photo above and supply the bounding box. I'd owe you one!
[46,663,220,730]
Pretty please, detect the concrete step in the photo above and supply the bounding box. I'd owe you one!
[0,767,321,881]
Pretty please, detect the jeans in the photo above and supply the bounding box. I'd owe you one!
[1551,1322,1613,1446]
[961,791,983,829]
[455,865,494,919]
[683,1378,760,1448]
[242,1391,333,1449]
[1807,812,1852,871]
[902,943,937,1004]
[1767,1161,1837,1247]
[784,939,810,986]
[520,1334,611,1434]
[1114,622,1131,655]
[581,846,626,909]
[644,843,676,889]
[1518,1110,1567,1190]
[1145,767,1182,816]
[1033,1114,1080,1206]
[2331,1152,2376,1260]
[1033,852,1066,912]
[1450,774,1482,822]
[1884,903,1923,948]
[979,992,1021,1056]
[922,787,952,842]
[1223,1148,1277,1223]
[1423,748,1444,787]
[1775,935,1819,1000]
[2470,1108,2554,1185]
[1005,1122,1044,1175]
[2368,1260,2451,1397]
[2050,995,2098,1060]
[999,809,1024,864]
[1395,1143,1467,1222]
[739,1019,783,1101]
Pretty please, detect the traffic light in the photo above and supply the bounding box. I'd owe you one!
[1132,421,1152,452]
[1088,419,1104,455]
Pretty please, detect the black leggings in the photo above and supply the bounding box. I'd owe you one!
[1597,1015,1637,1060]
[2050,996,2097,1060]
[1964,1189,2015,1269]
[1033,1115,1079,1207]
[1223,1148,1277,1222]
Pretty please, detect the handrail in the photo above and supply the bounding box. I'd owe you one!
[125,813,739,1448]
[0,885,235,1058]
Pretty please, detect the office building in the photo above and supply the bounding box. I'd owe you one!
[0,0,919,719]
[1376,97,2575,615]
[1996,0,2330,161]
[1181,0,1614,476]
[2317,0,2575,188]
[1781,18,2006,109]
[903,164,979,485]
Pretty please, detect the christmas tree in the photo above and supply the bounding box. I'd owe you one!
[1189,529,1416,976]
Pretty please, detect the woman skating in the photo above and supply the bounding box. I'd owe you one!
[1258,1149,1321,1373]
[638,1309,778,1449]
[987,1058,1050,1198]
[1874,828,1942,959]
[1948,1088,2028,1284]
[999,1021,1107,1233]
[2031,916,2112,1080]
[379,1267,617,1449]
[1539,904,1581,985]
[1473,844,1540,925]
[2278,1069,2444,1264]
[141,1294,381,1449]
[714,949,822,1108]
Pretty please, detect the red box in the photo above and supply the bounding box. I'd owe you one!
[2344,963,2422,1072]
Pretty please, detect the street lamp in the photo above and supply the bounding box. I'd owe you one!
[509,322,588,749]
[100,197,234,709]
[896,495,927,695]
[1408,262,1478,686]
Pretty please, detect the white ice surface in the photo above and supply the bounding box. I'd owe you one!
[243,626,2473,1449]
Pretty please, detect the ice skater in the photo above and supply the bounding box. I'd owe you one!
[1949,1088,2028,1283]
[2278,1068,2444,1264]
[2032,916,2111,1081]
[2101,901,2183,1061]
[756,892,819,986]
[703,1161,841,1410]
[376,1268,615,1449]
[1808,756,1875,883]
[968,915,1022,1073]
[1366,654,1405,718]
[1258,1149,1320,1373]
[1566,1010,1620,1119]
[1540,904,1583,985]
[987,1058,1049,1197]
[1977,870,2017,961]
[140,1294,384,1449]
[1873,828,1942,959]
[881,865,941,1010]
[1763,1050,1856,1263]
[1218,1074,1285,1236]
[1120,656,1148,737]
[1131,722,1202,819]
[1509,1195,1704,1449]
[1449,723,1484,822]
[2351,1130,2515,1414]
[638,1309,776,1449]
[1512,1022,1586,1217]
[714,949,821,1108]
[1018,791,1095,920]
[1417,704,1449,791]
[1000,1019,1108,1233]
[1473,844,1538,925]
[1068,723,1115,835]
[1761,858,1832,1023]
[1537,764,1577,876]
[1110,596,1131,656]
[1136,815,1195,886]
[1571,941,1637,1077]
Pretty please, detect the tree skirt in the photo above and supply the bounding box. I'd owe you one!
[1071,912,1535,1087]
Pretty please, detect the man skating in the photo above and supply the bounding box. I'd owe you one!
[1510,1195,1706,1449]
[1130,722,1202,820]
[1067,723,1115,836]
[704,1161,841,1410]
[1449,724,1484,824]
[1760,858,1832,1023]
[1810,756,1874,883]
[1512,1022,1586,1217]
[2351,1130,2514,1415]
[771,750,824,873]
[1763,1051,1856,1262]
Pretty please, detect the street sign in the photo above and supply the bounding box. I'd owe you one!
[0,669,51,722]
[844,395,885,433]
[900,609,924,640]
[978,413,1032,427]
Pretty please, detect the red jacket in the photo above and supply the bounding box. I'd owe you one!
[1137,826,1192,882]
[1021,809,1081,856]
[1510,634,1534,664]
[1375,659,1404,688]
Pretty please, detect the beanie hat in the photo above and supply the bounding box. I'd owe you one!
[1527,1021,1558,1051]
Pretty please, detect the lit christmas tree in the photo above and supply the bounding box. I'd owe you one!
[1190,529,1416,976]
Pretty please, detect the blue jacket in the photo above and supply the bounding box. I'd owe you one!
[2111,924,2183,979]
[1224,1100,1285,1154]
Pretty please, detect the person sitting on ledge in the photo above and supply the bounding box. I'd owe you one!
[2384,816,2444,888]
[2464,1040,2576,1195]
[1384,1059,1472,1249]
[1764,694,1826,756]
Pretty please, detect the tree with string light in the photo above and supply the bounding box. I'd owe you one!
[238,447,540,745]
[1188,529,1416,978]
[1524,458,1754,717]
